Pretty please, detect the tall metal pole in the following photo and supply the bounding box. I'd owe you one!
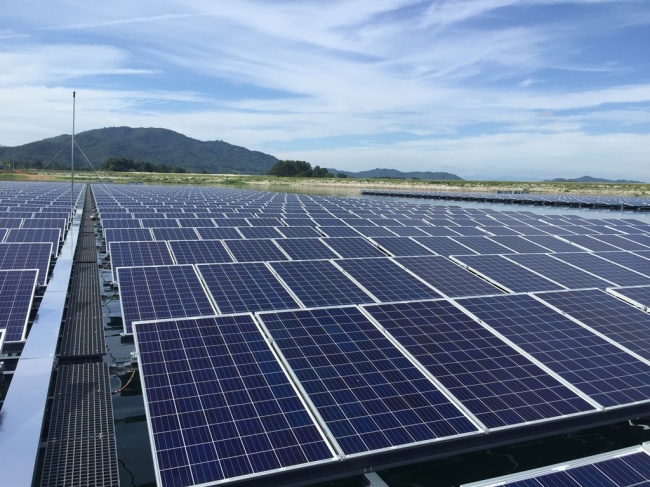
[71,91,75,213]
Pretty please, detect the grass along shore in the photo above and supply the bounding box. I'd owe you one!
[1,169,648,197]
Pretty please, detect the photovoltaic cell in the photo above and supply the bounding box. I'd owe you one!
[395,256,502,298]
[449,237,514,255]
[257,307,480,455]
[608,285,650,311]
[133,315,336,487]
[362,300,596,429]
[117,265,216,334]
[167,240,233,265]
[197,262,301,314]
[457,294,650,408]
[109,241,175,280]
[6,228,61,255]
[487,236,550,254]
[269,260,374,307]
[369,237,433,257]
[321,237,386,258]
[334,258,442,302]
[223,239,289,262]
[151,227,200,241]
[275,227,322,238]
[561,235,624,252]
[594,252,650,278]
[534,289,650,362]
[0,269,38,342]
[104,228,153,247]
[551,252,650,286]
[317,226,361,238]
[451,255,564,293]
[504,253,615,289]
[0,242,52,285]
[412,237,477,256]
[195,227,242,240]
[274,238,340,260]
[238,227,284,239]
[521,235,584,253]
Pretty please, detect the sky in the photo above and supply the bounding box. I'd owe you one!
[1,1,649,181]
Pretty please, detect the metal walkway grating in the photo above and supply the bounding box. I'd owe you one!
[40,363,119,487]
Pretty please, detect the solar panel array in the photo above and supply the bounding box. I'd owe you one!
[91,185,650,487]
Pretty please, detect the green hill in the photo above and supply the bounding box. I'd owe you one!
[0,127,278,174]
[331,167,463,180]
[546,175,644,183]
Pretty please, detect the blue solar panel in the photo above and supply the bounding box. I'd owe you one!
[369,237,433,257]
[353,227,398,238]
[140,218,180,228]
[412,236,477,256]
[269,260,374,307]
[362,300,596,429]
[6,228,61,255]
[176,218,217,228]
[197,262,301,314]
[109,241,175,281]
[321,237,386,258]
[457,294,650,408]
[223,239,289,262]
[387,226,431,237]
[588,234,650,251]
[504,254,615,289]
[195,227,242,240]
[0,242,52,285]
[238,227,284,239]
[104,228,153,247]
[167,240,233,265]
[275,227,322,238]
[451,255,564,293]
[257,307,480,455]
[0,269,38,342]
[101,218,142,230]
[487,236,550,254]
[0,218,24,229]
[133,314,336,487]
[608,285,650,311]
[418,227,464,237]
[334,258,443,302]
[594,252,650,278]
[274,238,340,260]
[117,265,216,334]
[534,289,650,362]
[449,236,514,255]
[317,226,362,238]
[551,252,650,286]
[395,256,503,297]
[518,235,583,253]
[212,218,250,227]
[462,447,650,487]
[561,235,623,252]
[151,227,200,241]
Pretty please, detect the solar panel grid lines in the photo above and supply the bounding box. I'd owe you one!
[448,255,567,294]
[6,227,61,255]
[367,236,434,257]
[359,300,599,431]
[591,252,650,278]
[500,253,617,290]
[529,290,650,365]
[0,269,39,343]
[320,237,387,259]
[332,257,444,303]
[223,238,291,263]
[455,293,650,409]
[109,240,176,281]
[132,313,339,487]
[167,240,235,266]
[117,264,218,335]
[461,445,650,487]
[196,262,304,315]
[255,306,483,457]
[550,252,650,287]
[0,242,52,285]
[273,238,342,261]
[486,236,551,254]
[606,285,650,312]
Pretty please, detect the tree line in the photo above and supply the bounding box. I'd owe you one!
[101,158,186,173]
[268,160,347,178]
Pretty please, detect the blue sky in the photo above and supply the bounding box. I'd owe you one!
[1,1,649,181]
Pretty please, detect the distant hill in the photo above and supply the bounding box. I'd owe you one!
[546,175,644,184]
[331,167,463,180]
[0,127,278,174]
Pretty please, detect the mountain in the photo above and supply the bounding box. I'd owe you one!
[0,127,278,174]
[331,167,463,180]
[546,176,645,184]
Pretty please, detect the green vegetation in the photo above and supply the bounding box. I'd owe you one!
[101,157,186,173]
[268,160,332,178]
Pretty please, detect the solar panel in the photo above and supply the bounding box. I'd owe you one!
[449,237,516,255]
[212,218,250,227]
[412,236,477,256]
[503,253,615,289]
[456,293,650,408]
[419,227,465,237]
[273,238,340,261]
[140,218,180,228]
[6,228,61,255]
[387,226,431,237]
[551,252,650,286]
[0,218,24,229]
[275,227,322,238]
[593,251,650,278]
[462,446,650,487]
[362,300,596,429]
[487,236,550,254]
[238,227,284,239]
[317,226,361,238]
[352,226,398,238]
[334,258,443,302]
[0,269,38,342]
[395,256,503,298]
[446,227,486,236]
[167,240,233,265]
[520,235,584,253]
[195,227,242,240]
[607,285,650,311]
[560,235,624,252]
[133,314,337,487]
[176,218,217,228]
[451,255,564,293]
[151,227,200,241]
[587,234,650,251]
[256,307,481,455]
[0,242,52,285]
[197,262,301,314]
[109,241,175,281]
[223,239,289,262]
[369,237,433,257]
[321,237,386,258]
[104,228,153,247]
[101,218,142,230]
[534,289,650,362]
[117,265,216,334]
[269,260,374,307]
